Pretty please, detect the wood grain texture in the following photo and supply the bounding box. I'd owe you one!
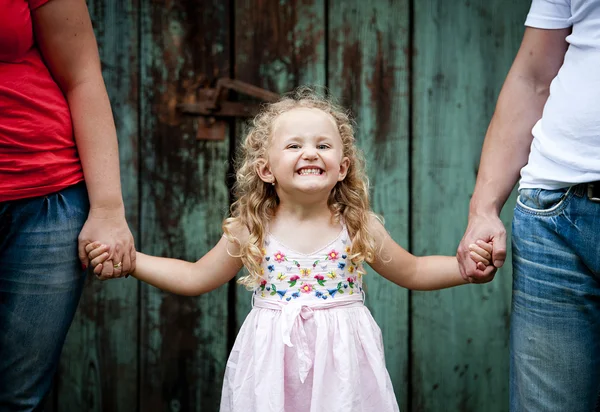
[56,1,140,410]
[411,1,528,410]
[139,1,231,410]
[233,0,326,332]
[328,1,410,409]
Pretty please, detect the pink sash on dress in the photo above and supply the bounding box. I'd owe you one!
[253,296,364,383]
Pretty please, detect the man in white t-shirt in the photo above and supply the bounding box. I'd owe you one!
[457,1,600,411]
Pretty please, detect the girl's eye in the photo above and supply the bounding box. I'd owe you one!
[287,144,300,149]
[317,144,330,149]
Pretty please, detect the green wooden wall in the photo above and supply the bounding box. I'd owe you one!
[50,0,528,410]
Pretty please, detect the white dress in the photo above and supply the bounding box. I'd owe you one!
[220,224,400,412]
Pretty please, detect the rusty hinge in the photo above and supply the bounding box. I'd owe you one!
[178,78,279,141]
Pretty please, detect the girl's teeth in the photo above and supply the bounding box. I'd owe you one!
[300,169,321,175]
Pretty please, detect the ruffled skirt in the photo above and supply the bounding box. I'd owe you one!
[219,302,400,412]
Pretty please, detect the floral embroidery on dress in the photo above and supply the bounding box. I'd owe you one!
[274,251,286,263]
[326,249,340,261]
[254,226,364,302]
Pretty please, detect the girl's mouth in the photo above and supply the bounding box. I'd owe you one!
[297,167,324,175]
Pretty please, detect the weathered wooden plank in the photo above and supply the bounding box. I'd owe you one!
[56,1,140,411]
[139,1,231,411]
[234,0,326,331]
[411,1,528,410]
[328,1,410,409]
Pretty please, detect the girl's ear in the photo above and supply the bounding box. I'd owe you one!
[256,158,275,184]
[337,156,350,181]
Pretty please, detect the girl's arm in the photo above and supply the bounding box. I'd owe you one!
[32,0,135,278]
[88,235,244,296]
[135,236,244,296]
[368,217,490,290]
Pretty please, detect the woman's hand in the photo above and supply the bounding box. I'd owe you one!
[78,206,135,279]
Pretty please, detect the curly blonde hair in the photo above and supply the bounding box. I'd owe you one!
[223,87,377,288]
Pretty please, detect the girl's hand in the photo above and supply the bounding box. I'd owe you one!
[85,242,111,275]
[468,240,494,271]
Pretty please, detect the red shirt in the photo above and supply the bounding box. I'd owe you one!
[0,0,84,202]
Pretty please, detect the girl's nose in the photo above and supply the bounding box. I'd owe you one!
[302,147,318,160]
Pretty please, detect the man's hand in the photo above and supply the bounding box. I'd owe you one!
[457,213,506,283]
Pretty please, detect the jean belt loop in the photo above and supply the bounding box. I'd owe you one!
[587,181,600,203]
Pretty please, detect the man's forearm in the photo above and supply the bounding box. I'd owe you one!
[471,27,570,218]
[470,73,549,217]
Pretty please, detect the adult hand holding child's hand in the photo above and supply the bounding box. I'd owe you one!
[457,212,506,284]
[77,207,135,280]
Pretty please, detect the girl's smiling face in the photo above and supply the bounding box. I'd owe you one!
[257,107,350,198]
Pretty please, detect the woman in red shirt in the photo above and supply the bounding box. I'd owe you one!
[0,0,135,408]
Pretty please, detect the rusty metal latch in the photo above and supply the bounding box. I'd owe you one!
[178,78,279,141]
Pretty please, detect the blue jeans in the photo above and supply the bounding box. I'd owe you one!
[511,184,600,412]
[0,182,88,411]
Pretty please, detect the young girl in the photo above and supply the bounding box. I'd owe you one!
[86,88,493,412]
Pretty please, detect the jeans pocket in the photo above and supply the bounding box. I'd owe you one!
[516,187,573,216]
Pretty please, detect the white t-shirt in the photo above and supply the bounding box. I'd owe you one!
[519,0,600,190]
